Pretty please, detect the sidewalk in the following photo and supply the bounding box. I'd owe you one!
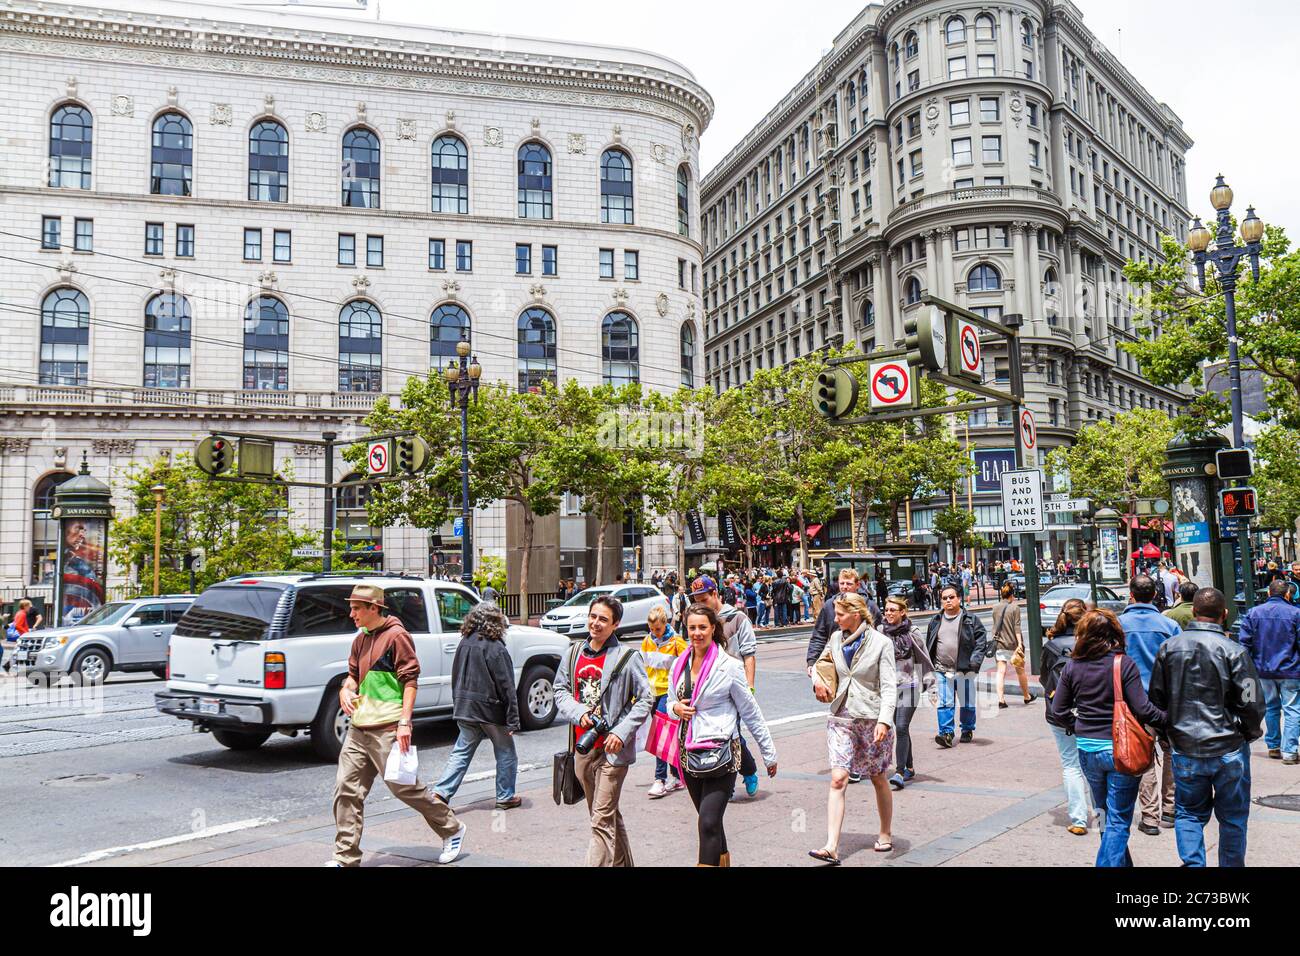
[99,641,1300,868]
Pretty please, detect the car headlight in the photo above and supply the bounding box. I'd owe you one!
[42,635,69,650]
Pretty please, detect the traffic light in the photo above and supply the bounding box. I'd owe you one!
[814,368,860,421]
[1215,448,1254,480]
[904,306,948,372]
[1219,487,1258,519]
[194,435,234,476]
[394,436,430,474]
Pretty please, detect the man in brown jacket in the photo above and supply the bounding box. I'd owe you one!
[329,585,465,866]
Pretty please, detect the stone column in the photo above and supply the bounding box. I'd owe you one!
[1010,222,1029,318]
[1068,236,1084,339]
[937,226,955,295]
[924,230,939,294]
[885,247,902,344]
[1026,224,1042,323]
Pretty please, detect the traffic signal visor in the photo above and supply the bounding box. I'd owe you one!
[814,368,860,421]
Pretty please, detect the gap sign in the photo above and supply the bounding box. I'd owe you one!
[1000,467,1045,533]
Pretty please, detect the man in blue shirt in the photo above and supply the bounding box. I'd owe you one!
[1120,574,1182,836]
[1239,577,1300,763]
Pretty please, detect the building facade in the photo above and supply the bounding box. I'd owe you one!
[0,0,712,596]
[700,0,1193,562]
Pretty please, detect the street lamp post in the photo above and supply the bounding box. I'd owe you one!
[443,338,482,591]
[1187,175,1265,610]
[151,483,166,596]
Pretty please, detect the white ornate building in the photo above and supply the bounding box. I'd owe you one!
[0,0,711,598]
[700,0,1193,562]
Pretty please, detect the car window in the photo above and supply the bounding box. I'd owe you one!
[385,588,430,634]
[165,604,192,624]
[434,588,477,633]
[134,604,167,626]
[1099,587,1119,601]
[627,588,654,603]
[288,586,355,638]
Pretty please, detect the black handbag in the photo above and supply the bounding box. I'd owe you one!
[552,644,584,805]
[679,653,738,779]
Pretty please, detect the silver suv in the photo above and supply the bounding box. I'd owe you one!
[17,595,195,685]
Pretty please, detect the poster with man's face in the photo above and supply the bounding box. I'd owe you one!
[61,517,106,625]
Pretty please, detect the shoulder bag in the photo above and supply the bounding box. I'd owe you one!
[552,643,585,805]
[1111,655,1155,775]
[679,651,739,778]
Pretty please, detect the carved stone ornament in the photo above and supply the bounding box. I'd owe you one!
[925,96,940,135]
[167,85,178,106]
[356,102,367,122]
[529,283,547,299]
[484,126,503,147]
[442,279,461,297]
[651,143,668,164]
[681,123,698,152]
[612,123,622,144]
[686,299,697,320]
[159,268,177,286]
[260,271,279,288]
[57,260,78,281]
[306,111,327,132]
[867,140,878,164]
[351,274,370,291]
[656,293,670,318]
[92,439,136,456]
[0,437,32,454]
[1010,93,1024,127]
[112,95,134,117]
[954,281,968,294]
[66,76,77,99]
[210,103,233,126]
[397,118,417,140]
[567,132,586,154]
[294,443,324,458]
[531,117,542,135]
[612,287,630,307]
[445,110,456,129]
[264,94,275,113]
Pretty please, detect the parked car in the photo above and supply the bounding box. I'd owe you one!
[885,579,917,603]
[1007,572,1054,598]
[1039,584,1126,622]
[18,595,196,685]
[154,573,569,760]
[538,583,670,639]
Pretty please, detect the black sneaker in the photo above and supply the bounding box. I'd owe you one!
[847,771,862,784]
[959,730,974,744]
[934,733,954,749]
[1023,694,1039,705]
[1137,822,1161,836]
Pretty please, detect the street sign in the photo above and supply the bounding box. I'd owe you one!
[367,439,391,476]
[1044,498,1090,514]
[1215,448,1254,480]
[1000,468,1045,533]
[292,548,324,558]
[869,361,912,409]
[238,438,276,478]
[1019,409,1037,451]
[953,320,982,381]
[453,516,464,537]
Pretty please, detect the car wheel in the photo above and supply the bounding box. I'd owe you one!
[310,684,349,761]
[211,728,272,750]
[517,662,557,731]
[71,648,111,685]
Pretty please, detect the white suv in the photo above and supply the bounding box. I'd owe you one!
[154,573,570,760]
[539,584,670,639]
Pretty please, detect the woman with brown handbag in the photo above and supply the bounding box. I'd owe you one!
[1049,609,1166,867]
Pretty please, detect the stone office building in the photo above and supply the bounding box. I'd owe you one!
[0,0,711,600]
[700,0,1193,561]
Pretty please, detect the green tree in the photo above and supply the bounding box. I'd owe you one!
[644,386,713,577]
[1255,425,1300,542]
[932,505,991,564]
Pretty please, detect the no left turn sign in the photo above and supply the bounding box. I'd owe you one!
[958,322,981,375]
[1020,409,1037,451]
[367,439,391,476]
[870,361,911,409]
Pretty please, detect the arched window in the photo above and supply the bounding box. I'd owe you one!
[862,299,876,327]
[1021,19,1035,48]
[243,295,289,391]
[518,142,553,219]
[975,14,996,41]
[40,287,89,385]
[49,105,92,189]
[339,300,382,393]
[904,31,919,58]
[430,303,471,370]
[341,127,380,208]
[602,312,640,386]
[248,120,288,202]
[600,148,634,225]
[32,472,73,583]
[150,112,193,196]
[517,307,557,393]
[144,292,192,388]
[1044,267,1061,325]
[431,134,469,214]
[945,16,966,43]
[891,42,900,71]
[905,276,923,304]
[680,322,696,389]
[677,165,691,237]
[968,264,1002,292]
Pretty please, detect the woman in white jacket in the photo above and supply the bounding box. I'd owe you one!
[669,603,778,866]
[809,592,898,863]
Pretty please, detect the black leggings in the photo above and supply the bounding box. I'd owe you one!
[684,771,736,865]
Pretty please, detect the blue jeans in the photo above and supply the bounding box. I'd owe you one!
[653,696,681,782]
[1078,747,1140,867]
[775,602,788,628]
[800,593,810,620]
[935,671,978,736]
[1050,725,1092,828]
[1171,744,1251,867]
[1261,679,1300,756]
[432,720,517,803]
[756,599,769,627]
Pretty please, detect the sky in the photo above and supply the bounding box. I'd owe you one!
[255,0,1297,240]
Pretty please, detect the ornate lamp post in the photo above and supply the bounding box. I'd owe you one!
[151,483,166,595]
[1187,175,1265,609]
[443,337,482,590]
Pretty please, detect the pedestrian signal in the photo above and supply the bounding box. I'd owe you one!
[814,368,860,421]
[1219,487,1258,519]
[195,435,234,476]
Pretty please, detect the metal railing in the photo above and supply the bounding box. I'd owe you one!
[887,185,1060,224]
[498,593,557,619]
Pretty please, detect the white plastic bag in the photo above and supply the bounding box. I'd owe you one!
[384,742,419,785]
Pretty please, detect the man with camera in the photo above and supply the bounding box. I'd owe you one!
[553,594,653,866]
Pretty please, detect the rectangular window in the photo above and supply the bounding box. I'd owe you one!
[985,176,1005,186]
[599,248,615,278]
[907,112,921,138]
[41,216,61,250]
[624,250,639,280]
[515,243,531,275]
[1023,59,1035,80]
[1028,103,1040,127]
[980,97,1001,122]
[977,54,996,76]
[678,258,687,289]
[456,240,472,272]
[366,234,383,267]
[176,223,194,257]
[273,229,291,263]
[1029,140,1041,168]
[241,227,260,261]
[948,56,967,79]
[427,238,444,270]
[148,222,167,257]
[339,233,356,266]
[952,138,973,166]
[73,218,93,252]
[982,135,1002,162]
[953,178,975,189]
[542,245,558,276]
[950,99,970,125]
[910,150,923,177]
[907,70,920,91]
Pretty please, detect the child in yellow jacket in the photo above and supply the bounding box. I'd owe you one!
[641,604,687,798]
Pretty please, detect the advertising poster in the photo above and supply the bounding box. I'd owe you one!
[59,516,107,625]
[1099,526,1122,581]
[1171,477,1213,583]
[974,449,1017,493]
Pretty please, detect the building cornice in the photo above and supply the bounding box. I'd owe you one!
[0,1,713,133]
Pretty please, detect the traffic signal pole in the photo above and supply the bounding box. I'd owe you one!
[323,431,337,573]
[1005,313,1044,673]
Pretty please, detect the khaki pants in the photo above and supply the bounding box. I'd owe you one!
[575,749,634,867]
[333,723,460,866]
[1138,733,1175,826]
[812,595,825,620]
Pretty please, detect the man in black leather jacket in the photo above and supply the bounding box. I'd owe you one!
[925,585,990,747]
[1148,587,1265,868]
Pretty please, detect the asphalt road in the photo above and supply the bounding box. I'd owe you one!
[0,611,1004,867]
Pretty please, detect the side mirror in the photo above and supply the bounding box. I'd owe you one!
[124,617,141,628]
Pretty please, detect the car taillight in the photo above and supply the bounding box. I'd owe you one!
[264,652,286,689]
[1039,603,1047,611]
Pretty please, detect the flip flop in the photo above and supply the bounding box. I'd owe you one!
[808,848,841,866]
[874,840,893,852]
